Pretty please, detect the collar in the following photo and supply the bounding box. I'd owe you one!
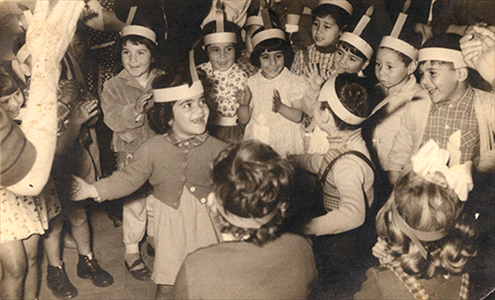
[327,128,361,148]
[165,129,209,148]
[259,66,289,81]
[202,61,237,76]
[118,68,159,89]
[432,85,473,108]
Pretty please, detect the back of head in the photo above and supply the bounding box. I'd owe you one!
[376,169,477,278]
[212,140,293,246]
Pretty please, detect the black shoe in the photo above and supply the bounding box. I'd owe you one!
[47,264,78,299]
[77,255,114,287]
[125,257,151,281]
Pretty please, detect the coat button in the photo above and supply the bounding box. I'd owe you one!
[200,198,206,204]
[181,176,186,181]
[190,186,196,192]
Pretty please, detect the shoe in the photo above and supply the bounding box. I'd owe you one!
[63,233,77,249]
[77,254,114,287]
[125,257,151,281]
[47,264,78,299]
[146,243,155,258]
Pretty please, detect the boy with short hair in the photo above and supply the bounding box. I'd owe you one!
[387,33,495,183]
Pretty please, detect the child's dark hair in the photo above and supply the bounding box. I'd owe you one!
[0,72,19,97]
[418,33,463,69]
[336,40,368,60]
[212,140,293,246]
[320,73,372,131]
[202,20,243,60]
[378,46,413,66]
[250,29,294,69]
[376,169,477,279]
[312,4,351,29]
[147,72,194,134]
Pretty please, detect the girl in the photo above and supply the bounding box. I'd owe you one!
[240,26,307,157]
[197,19,248,144]
[291,0,353,75]
[100,24,165,280]
[355,140,476,300]
[72,72,226,299]
[172,140,317,299]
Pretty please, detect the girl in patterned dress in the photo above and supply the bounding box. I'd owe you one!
[197,20,248,144]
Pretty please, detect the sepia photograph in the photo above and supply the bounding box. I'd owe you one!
[0,0,494,299]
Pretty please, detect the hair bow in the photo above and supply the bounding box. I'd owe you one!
[411,139,473,201]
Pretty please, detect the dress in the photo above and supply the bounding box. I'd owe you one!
[1,179,61,244]
[244,67,307,156]
[197,62,248,144]
[172,233,318,300]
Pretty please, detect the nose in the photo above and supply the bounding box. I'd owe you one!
[129,52,137,62]
[269,55,276,65]
[219,49,227,58]
[420,73,430,87]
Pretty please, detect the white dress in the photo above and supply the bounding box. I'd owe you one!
[244,68,307,156]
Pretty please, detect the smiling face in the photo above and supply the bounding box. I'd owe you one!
[419,61,460,103]
[170,94,209,139]
[312,15,341,50]
[207,42,236,72]
[333,44,368,74]
[121,41,152,82]
[375,47,411,90]
[0,89,24,119]
[259,50,285,79]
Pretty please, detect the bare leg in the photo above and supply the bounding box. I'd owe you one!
[23,234,40,300]
[67,204,91,256]
[0,239,26,299]
[43,214,64,267]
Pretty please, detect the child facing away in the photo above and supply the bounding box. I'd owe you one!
[171,140,318,300]
[387,33,495,184]
[355,140,476,300]
[239,25,307,157]
[197,20,248,144]
[291,0,353,75]
[72,72,226,299]
[100,24,165,280]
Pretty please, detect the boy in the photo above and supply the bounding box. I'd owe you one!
[387,33,495,184]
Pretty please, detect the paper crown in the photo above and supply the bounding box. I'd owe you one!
[204,1,237,45]
[250,4,287,49]
[245,15,263,28]
[318,74,389,125]
[338,6,374,60]
[418,47,467,68]
[121,6,157,45]
[317,0,353,15]
[379,0,417,60]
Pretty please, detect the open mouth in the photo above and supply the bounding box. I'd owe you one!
[191,116,206,125]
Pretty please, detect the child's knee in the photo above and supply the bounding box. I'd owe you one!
[68,207,88,227]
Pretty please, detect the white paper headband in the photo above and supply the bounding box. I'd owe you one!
[317,0,353,15]
[252,28,286,49]
[245,15,263,27]
[204,32,237,45]
[418,48,467,68]
[121,25,157,45]
[339,32,373,60]
[153,81,204,103]
[380,36,418,60]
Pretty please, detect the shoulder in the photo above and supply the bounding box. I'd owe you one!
[473,88,495,105]
[203,135,228,152]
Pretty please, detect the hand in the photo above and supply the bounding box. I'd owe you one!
[239,85,251,106]
[134,92,153,114]
[70,175,98,201]
[59,80,80,105]
[26,0,85,65]
[72,98,99,126]
[460,26,495,85]
[414,23,433,44]
[304,63,329,91]
[372,237,393,265]
[272,89,282,113]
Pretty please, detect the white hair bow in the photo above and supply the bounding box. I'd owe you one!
[411,139,473,201]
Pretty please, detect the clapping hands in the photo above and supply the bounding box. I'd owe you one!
[460,26,495,85]
[304,63,331,91]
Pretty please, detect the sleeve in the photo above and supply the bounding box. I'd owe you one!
[307,157,368,236]
[291,50,304,75]
[387,102,418,172]
[292,153,325,174]
[100,79,145,133]
[288,74,309,108]
[171,263,190,300]
[93,140,153,200]
[353,268,384,300]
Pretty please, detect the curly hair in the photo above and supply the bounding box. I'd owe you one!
[250,29,294,69]
[375,169,477,279]
[0,72,19,97]
[212,140,293,246]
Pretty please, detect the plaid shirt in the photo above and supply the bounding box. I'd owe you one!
[422,86,479,164]
[164,130,209,149]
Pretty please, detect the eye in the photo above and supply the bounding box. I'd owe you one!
[226,46,235,52]
[350,57,357,62]
[260,55,269,60]
[336,50,343,56]
[313,21,319,27]
[275,53,284,59]
[376,62,381,68]
[122,50,129,55]
[429,71,437,76]
[200,98,207,105]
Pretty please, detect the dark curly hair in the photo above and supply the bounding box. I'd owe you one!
[250,28,294,69]
[212,140,293,246]
[147,72,194,134]
[376,169,477,279]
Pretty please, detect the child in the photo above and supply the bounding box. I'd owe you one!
[387,33,495,183]
[72,72,226,299]
[240,25,307,157]
[370,11,429,196]
[197,16,248,144]
[291,0,353,75]
[172,140,318,299]
[100,24,165,280]
[355,140,476,300]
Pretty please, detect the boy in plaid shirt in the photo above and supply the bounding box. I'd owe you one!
[387,33,495,184]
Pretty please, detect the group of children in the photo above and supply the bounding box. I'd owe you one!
[1,0,494,299]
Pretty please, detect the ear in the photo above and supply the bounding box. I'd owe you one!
[168,118,174,127]
[361,59,370,71]
[455,67,468,82]
[207,192,218,212]
[407,60,418,75]
[320,106,331,124]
